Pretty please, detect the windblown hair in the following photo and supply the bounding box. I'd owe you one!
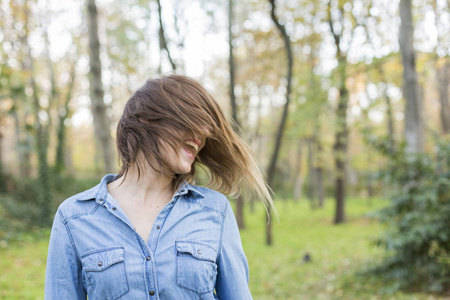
[116,75,273,210]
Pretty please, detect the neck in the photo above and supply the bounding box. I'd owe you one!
[108,165,175,205]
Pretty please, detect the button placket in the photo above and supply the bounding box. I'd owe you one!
[104,195,136,235]
[147,197,177,255]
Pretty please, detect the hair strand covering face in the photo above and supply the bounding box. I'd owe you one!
[116,75,275,216]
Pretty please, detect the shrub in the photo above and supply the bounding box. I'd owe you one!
[0,175,100,242]
[367,136,450,292]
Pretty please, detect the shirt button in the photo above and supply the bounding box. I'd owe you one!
[146,256,151,261]
[149,291,155,296]
[98,261,103,266]
[156,225,160,229]
[112,207,117,211]
[171,201,174,205]
[198,250,202,254]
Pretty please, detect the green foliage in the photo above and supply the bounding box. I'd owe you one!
[0,179,44,237]
[366,134,450,292]
[0,175,100,242]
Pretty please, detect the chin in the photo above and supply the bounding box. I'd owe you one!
[176,164,192,175]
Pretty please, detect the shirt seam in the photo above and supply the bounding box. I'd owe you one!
[59,209,82,263]
[192,202,225,217]
[215,200,228,265]
[61,203,100,221]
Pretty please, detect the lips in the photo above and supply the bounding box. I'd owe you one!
[183,139,201,160]
[183,146,196,160]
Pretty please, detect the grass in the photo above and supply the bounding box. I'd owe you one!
[0,232,49,300]
[240,198,442,300]
[0,197,443,299]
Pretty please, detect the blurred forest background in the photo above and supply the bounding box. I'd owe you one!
[0,0,449,298]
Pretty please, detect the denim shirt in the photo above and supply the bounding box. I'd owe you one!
[45,174,252,300]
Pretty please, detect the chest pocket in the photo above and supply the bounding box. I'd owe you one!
[176,241,218,294]
[81,247,129,300]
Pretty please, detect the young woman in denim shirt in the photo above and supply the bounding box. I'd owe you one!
[45,75,273,299]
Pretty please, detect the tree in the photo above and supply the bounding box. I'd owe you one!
[292,139,303,201]
[438,62,450,133]
[156,0,176,72]
[23,2,52,223]
[363,9,397,150]
[3,0,33,179]
[327,0,351,224]
[432,0,450,134]
[265,0,294,245]
[228,0,245,229]
[399,0,424,153]
[306,51,326,209]
[54,60,77,176]
[0,108,5,192]
[87,0,115,173]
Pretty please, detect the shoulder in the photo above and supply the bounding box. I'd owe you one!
[185,184,231,218]
[57,182,103,222]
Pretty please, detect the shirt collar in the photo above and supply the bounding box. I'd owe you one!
[76,174,205,202]
[182,183,205,198]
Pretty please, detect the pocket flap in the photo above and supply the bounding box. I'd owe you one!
[176,241,217,263]
[82,247,125,272]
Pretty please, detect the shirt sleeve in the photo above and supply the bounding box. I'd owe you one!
[215,201,253,300]
[45,210,86,300]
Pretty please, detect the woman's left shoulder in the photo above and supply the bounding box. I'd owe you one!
[185,184,231,216]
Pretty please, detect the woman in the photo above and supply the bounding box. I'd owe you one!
[45,75,273,299]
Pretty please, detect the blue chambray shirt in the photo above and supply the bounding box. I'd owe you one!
[45,174,252,300]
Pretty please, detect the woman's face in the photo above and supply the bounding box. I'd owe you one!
[161,132,207,175]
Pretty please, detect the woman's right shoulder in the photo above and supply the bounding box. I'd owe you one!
[57,182,103,221]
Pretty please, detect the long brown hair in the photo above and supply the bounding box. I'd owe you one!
[116,75,273,210]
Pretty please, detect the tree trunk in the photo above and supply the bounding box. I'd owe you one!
[65,139,75,177]
[333,58,349,224]
[399,0,424,153]
[316,165,324,207]
[87,0,115,173]
[266,0,294,245]
[24,5,52,223]
[172,1,187,72]
[307,138,317,209]
[29,60,52,224]
[379,66,395,150]
[313,123,324,208]
[328,1,349,224]
[54,62,76,176]
[438,62,450,133]
[292,140,303,201]
[0,118,4,192]
[44,29,58,132]
[307,48,324,208]
[228,0,245,229]
[228,0,239,132]
[12,102,31,178]
[432,0,450,134]
[156,0,176,72]
[366,7,396,150]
